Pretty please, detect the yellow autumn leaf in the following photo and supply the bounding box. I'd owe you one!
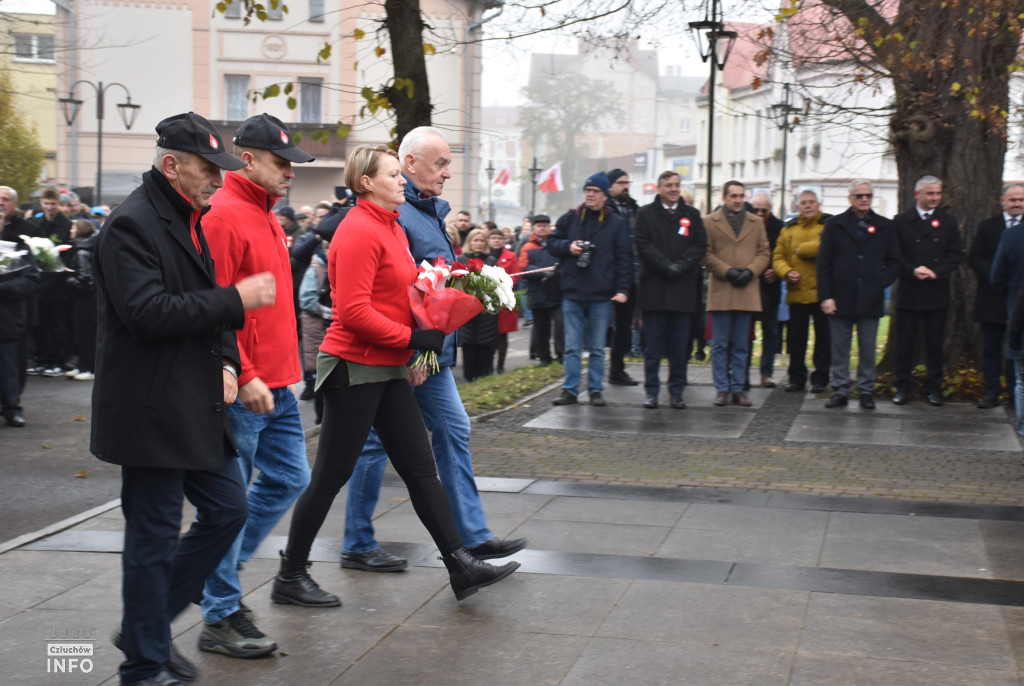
[354,28,365,40]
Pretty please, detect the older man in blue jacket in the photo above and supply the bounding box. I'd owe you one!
[548,172,634,406]
[341,127,526,572]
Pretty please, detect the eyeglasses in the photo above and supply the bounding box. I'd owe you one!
[753,208,770,214]
[852,193,873,199]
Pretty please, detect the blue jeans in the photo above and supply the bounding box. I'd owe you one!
[201,387,310,624]
[710,311,753,392]
[562,298,612,397]
[1013,356,1024,437]
[343,366,492,552]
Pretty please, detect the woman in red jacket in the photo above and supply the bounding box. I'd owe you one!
[275,145,517,605]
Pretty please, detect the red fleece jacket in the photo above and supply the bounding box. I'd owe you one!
[320,198,417,366]
[204,171,301,388]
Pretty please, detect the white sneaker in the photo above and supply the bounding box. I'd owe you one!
[42,367,65,377]
[73,372,95,381]
[65,368,80,378]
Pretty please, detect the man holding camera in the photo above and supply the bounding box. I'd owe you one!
[702,180,770,406]
[548,172,633,406]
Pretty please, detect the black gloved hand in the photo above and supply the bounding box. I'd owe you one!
[733,269,754,288]
[408,329,445,353]
[666,263,684,280]
[725,267,742,284]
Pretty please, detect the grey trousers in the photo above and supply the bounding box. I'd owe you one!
[828,316,879,397]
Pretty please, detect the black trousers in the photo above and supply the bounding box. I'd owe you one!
[461,344,495,381]
[609,284,637,374]
[0,339,22,417]
[119,458,247,683]
[531,306,564,363]
[980,321,1015,397]
[34,300,69,367]
[894,308,947,393]
[286,363,461,562]
[642,310,691,396]
[72,295,97,373]
[787,303,831,389]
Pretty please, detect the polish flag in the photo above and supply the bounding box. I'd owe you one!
[495,168,510,185]
[536,162,563,193]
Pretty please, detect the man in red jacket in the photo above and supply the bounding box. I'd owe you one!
[200,113,320,658]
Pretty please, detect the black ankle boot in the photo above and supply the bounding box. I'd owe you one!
[271,550,342,608]
[440,547,520,601]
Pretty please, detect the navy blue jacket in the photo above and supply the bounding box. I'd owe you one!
[547,203,633,302]
[817,208,900,319]
[990,223,1024,319]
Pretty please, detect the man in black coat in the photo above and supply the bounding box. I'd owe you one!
[891,176,964,406]
[817,180,900,410]
[93,112,276,686]
[969,184,1024,408]
[751,191,784,388]
[606,168,641,386]
[635,171,707,409]
[0,229,39,427]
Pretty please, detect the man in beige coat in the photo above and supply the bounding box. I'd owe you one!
[702,180,770,406]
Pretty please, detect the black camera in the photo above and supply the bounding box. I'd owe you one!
[575,241,595,269]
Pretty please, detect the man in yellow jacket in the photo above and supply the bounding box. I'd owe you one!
[773,189,831,393]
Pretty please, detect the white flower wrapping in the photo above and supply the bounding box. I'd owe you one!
[475,264,517,314]
[19,234,70,272]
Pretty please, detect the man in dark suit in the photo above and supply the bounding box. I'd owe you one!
[817,180,900,410]
[93,112,276,686]
[980,184,1024,408]
[891,176,964,406]
[635,171,708,409]
[751,191,784,388]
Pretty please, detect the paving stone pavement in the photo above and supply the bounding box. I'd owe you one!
[6,363,1024,684]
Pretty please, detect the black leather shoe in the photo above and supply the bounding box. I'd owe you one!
[860,395,876,409]
[825,394,848,408]
[441,548,519,600]
[670,395,686,409]
[892,391,910,405]
[978,394,998,409]
[589,392,606,406]
[927,391,944,407]
[608,371,639,386]
[114,632,196,684]
[784,383,804,392]
[810,385,827,394]
[122,669,184,686]
[272,552,341,607]
[643,394,658,409]
[341,548,408,572]
[468,537,527,560]
[552,390,578,406]
[4,414,25,427]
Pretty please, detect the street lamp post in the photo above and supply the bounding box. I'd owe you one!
[771,83,801,218]
[59,81,140,206]
[689,0,736,213]
[528,156,542,217]
[485,160,495,222]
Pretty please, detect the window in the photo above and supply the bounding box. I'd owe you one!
[299,77,322,124]
[309,0,324,22]
[13,33,54,62]
[266,0,284,20]
[222,0,241,18]
[680,118,691,132]
[225,75,250,121]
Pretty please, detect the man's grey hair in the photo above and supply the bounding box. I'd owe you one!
[848,179,873,195]
[60,190,78,205]
[153,146,193,168]
[398,126,446,162]
[751,190,771,202]
[0,186,19,203]
[915,175,942,191]
[798,188,819,201]
[1002,183,1024,197]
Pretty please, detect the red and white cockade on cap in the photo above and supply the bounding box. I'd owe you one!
[209,134,219,149]
[280,130,289,143]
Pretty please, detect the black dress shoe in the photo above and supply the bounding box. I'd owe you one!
[810,385,827,394]
[341,548,408,572]
[122,669,184,686]
[825,394,848,408]
[467,537,527,560]
[589,392,606,406]
[114,632,197,684]
[927,391,944,407]
[860,395,876,409]
[552,390,578,406]
[784,383,804,392]
[643,394,658,409]
[978,394,998,409]
[4,414,25,427]
[892,391,910,405]
[608,371,639,386]
[670,395,686,409]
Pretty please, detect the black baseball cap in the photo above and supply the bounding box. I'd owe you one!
[233,113,315,163]
[155,112,244,171]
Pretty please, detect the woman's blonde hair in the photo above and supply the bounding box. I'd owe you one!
[464,228,489,251]
[344,145,399,195]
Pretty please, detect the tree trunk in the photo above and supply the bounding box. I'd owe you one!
[385,0,432,143]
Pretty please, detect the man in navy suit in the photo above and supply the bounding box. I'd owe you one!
[891,176,964,406]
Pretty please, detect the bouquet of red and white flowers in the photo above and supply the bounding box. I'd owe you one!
[408,256,517,374]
